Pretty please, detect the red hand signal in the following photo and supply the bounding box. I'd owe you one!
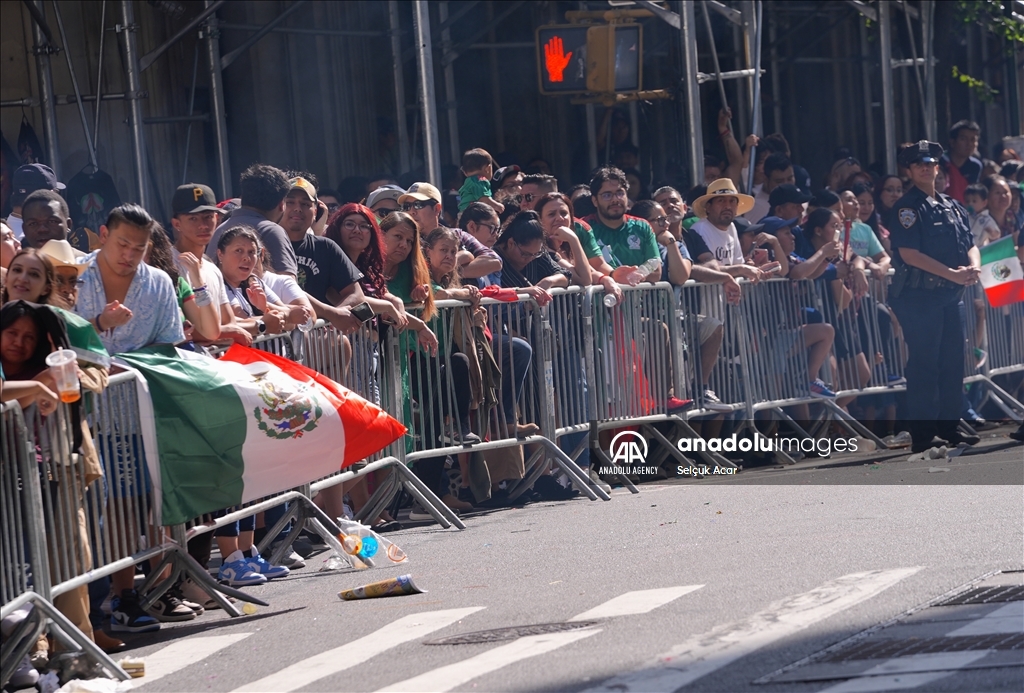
[544,36,572,83]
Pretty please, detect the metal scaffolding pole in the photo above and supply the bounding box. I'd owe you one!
[680,0,704,187]
[413,0,442,186]
[120,0,148,206]
[439,2,460,166]
[204,0,231,198]
[31,0,60,177]
[879,0,896,174]
[921,0,936,142]
[859,19,876,165]
[388,1,411,174]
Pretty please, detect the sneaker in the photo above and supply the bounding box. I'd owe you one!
[179,577,230,610]
[702,388,731,412]
[9,655,39,688]
[533,474,578,501]
[245,547,290,580]
[886,374,906,386]
[170,582,204,614]
[217,551,269,587]
[270,544,306,569]
[407,504,436,522]
[110,589,161,633]
[808,379,837,399]
[440,430,481,445]
[145,591,196,622]
[587,467,612,493]
[665,396,693,413]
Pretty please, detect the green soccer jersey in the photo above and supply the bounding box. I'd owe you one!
[578,214,659,268]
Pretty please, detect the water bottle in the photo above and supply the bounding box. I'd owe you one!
[603,293,618,308]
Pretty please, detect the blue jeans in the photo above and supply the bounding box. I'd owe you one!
[496,336,533,424]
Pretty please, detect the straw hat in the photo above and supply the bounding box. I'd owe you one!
[39,239,86,276]
[692,178,755,218]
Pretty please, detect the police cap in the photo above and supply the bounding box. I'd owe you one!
[898,140,944,168]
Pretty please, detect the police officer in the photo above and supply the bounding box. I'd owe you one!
[887,141,981,453]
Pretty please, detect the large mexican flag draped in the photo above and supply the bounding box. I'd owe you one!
[116,344,406,525]
[979,236,1024,308]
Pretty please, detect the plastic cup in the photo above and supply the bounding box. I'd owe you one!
[45,349,80,403]
[297,316,315,333]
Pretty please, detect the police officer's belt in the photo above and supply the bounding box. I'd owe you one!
[892,265,960,292]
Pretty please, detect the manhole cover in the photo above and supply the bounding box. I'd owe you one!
[934,585,1024,606]
[821,633,1024,661]
[424,620,599,645]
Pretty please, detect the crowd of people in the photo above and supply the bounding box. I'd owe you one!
[2,115,1023,683]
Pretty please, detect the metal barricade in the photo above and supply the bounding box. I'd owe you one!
[962,283,1024,421]
[296,318,467,533]
[1,402,128,683]
[583,282,726,481]
[400,298,603,505]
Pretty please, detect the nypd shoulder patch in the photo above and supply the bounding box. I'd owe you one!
[898,208,917,229]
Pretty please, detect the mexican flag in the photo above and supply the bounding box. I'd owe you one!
[53,307,110,367]
[116,344,406,525]
[979,236,1024,308]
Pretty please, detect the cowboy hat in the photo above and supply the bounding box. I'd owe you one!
[692,178,755,218]
[39,239,86,275]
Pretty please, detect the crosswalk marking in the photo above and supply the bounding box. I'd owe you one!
[134,633,252,687]
[568,585,704,621]
[946,602,1024,636]
[231,607,484,693]
[581,567,923,693]
[375,628,602,693]
[376,586,700,693]
[815,671,966,693]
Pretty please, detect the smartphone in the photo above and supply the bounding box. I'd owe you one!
[351,301,374,323]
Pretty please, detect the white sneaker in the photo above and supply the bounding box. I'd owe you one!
[276,548,306,569]
[407,504,435,522]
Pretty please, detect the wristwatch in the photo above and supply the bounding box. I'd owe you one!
[256,319,267,334]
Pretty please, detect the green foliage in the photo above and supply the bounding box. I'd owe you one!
[956,1,1024,44]
[952,65,999,102]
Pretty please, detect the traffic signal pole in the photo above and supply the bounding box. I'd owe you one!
[680,1,704,189]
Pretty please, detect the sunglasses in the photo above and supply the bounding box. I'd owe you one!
[402,200,437,211]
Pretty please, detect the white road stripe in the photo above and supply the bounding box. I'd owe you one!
[945,602,1024,636]
[582,567,923,693]
[232,607,484,693]
[815,672,963,693]
[568,585,704,621]
[134,633,252,687]
[376,586,700,693]
[375,628,602,693]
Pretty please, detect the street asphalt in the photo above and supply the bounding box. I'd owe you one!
[95,428,1023,693]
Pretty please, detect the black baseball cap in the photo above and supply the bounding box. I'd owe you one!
[12,163,64,195]
[768,184,812,209]
[898,140,944,168]
[492,165,521,188]
[172,184,221,215]
[733,217,753,235]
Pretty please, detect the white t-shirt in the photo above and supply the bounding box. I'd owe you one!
[692,218,744,266]
[171,247,230,309]
[6,215,24,241]
[262,271,305,304]
[969,210,1001,248]
[742,186,770,222]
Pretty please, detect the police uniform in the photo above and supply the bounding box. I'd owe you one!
[887,141,977,451]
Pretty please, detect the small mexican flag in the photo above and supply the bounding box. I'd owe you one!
[979,236,1024,308]
[116,344,406,525]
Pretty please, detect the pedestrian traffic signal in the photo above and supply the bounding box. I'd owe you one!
[536,23,643,95]
[537,26,589,94]
[585,25,642,93]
